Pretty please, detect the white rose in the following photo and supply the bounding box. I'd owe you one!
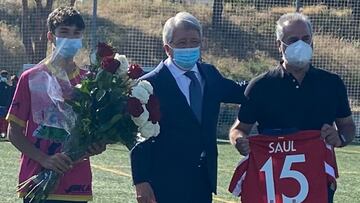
[152,123,160,137]
[136,132,146,142]
[139,121,160,139]
[114,54,129,75]
[131,106,149,126]
[131,85,150,104]
[137,80,153,95]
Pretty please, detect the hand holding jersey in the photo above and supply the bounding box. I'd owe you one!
[229,13,355,203]
[229,131,338,203]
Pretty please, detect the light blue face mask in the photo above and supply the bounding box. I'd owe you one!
[172,46,200,70]
[0,76,7,83]
[55,37,83,58]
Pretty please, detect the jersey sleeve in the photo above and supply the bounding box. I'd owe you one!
[228,155,249,197]
[6,72,31,127]
[334,75,351,118]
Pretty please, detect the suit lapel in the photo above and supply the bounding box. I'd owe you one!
[155,63,214,126]
[157,64,199,124]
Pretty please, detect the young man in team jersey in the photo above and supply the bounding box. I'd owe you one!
[229,13,355,203]
[7,6,105,203]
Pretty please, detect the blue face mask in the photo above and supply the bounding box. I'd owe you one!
[55,37,83,58]
[0,76,7,83]
[172,46,200,70]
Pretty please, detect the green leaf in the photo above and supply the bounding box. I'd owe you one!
[95,90,111,109]
[96,113,124,133]
[95,89,107,102]
[78,80,91,94]
[95,69,113,89]
[66,100,82,113]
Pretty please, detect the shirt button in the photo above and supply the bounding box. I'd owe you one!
[292,79,296,82]
[296,85,299,89]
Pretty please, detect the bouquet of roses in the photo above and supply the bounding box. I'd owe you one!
[19,42,161,203]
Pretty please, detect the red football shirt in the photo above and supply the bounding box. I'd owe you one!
[229,130,338,203]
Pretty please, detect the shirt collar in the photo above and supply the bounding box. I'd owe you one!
[164,57,200,79]
[278,60,315,79]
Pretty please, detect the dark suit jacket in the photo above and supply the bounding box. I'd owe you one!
[0,82,13,117]
[130,62,246,202]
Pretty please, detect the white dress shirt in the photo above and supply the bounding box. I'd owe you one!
[164,58,205,105]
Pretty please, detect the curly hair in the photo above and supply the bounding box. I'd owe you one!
[47,6,85,34]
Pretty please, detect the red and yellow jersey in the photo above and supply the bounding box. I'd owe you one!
[6,62,92,202]
[229,130,338,203]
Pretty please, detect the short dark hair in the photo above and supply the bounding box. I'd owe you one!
[0,70,8,77]
[47,6,85,34]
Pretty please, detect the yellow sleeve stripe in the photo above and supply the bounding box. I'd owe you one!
[18,192,93,201]
[46,194,93,201]
[6,114,26,128]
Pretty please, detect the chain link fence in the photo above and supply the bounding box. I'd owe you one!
[0,0,359,141]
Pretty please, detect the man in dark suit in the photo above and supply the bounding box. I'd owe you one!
[131,12,247,203]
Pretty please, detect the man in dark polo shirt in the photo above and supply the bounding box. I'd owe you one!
[229,13,356,202]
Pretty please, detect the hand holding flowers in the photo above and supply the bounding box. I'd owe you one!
[21,42,160,202]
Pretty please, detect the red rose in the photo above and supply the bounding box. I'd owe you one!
[146,94,161,123]
[128,64,144,79]
[127,97,144,117]
[97,42,114,58]
[101,56,120,74]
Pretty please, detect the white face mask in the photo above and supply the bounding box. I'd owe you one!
[282,40,313,68]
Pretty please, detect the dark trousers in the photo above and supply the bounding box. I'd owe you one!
[24,199,87,203]
[153,159,212,203]
[185,157,212,203]
[187,165,212,203]
[328,186,335,203]
[153,170,212,203]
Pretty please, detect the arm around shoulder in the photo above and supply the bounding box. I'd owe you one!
[206,63,247,104]
[219,74,248,104]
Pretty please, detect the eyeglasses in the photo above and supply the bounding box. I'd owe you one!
[170,39,201,49]
[282,36,312,46]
